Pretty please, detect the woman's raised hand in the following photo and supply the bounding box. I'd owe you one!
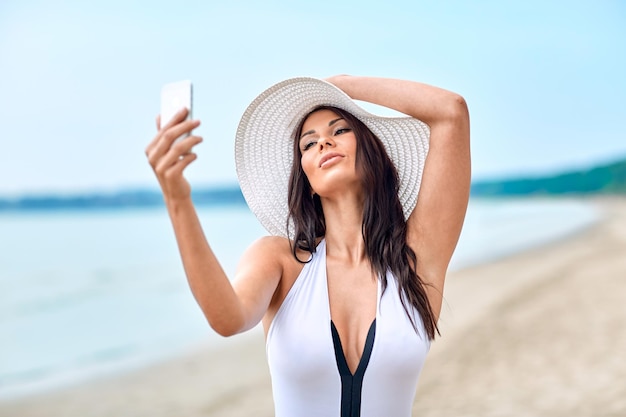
[145,108,203,202]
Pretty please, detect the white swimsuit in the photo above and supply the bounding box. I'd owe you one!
[266,239,430,417]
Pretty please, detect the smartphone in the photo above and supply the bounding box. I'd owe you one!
[160,80,193,139]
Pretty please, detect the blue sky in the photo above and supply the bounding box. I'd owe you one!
[0,0,624,195]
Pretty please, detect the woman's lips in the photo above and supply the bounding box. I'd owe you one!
[319,153,344,168]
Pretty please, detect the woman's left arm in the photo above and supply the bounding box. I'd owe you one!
[326,75,471,318]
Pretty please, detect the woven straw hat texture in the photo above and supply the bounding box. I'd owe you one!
[235,77,430,238]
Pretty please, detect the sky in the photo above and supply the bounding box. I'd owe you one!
[0,0,624,195]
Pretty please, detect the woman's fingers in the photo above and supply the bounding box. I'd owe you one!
[171,134,203,161]
[161,118,200,147]
[146,113,167,159]
[154,134,203,175]
[161,107,189,130]
[144,108,200,201]
[168,152,198,176]
[146,118,201,167]
[146,108,190,154]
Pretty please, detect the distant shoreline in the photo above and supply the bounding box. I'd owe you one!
[2,154,624,211]
[1,185,624,213]
[0,186,247,212]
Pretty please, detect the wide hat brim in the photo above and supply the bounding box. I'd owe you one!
[235,77,430,238]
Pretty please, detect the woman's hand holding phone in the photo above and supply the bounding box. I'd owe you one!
[145,100,203,204]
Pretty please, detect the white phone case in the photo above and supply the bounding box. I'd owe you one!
[160,80,193,138]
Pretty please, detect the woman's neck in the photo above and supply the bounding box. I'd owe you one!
[320,195,367,265]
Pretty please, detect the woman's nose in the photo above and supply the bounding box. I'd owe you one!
[318,136,335,151]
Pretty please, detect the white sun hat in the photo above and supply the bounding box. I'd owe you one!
[235,77,430,238]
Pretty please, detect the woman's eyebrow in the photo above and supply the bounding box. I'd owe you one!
[328,117,344,126]
[300,129,315,140]
[300,118,345,140]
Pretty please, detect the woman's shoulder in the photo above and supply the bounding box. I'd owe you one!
[249,235,291,254]
[251,236,311,330]
[245,235,309,267]
[243,235,291,263]
[251,235,319,256]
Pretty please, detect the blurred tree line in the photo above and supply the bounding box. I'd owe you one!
[472,157,626,196]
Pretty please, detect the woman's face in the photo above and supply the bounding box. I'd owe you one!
[298,109,360,197]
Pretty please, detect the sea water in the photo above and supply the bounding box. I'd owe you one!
[0,199,599,399]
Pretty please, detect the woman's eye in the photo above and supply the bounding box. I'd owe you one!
[302,141,316,151]
[334,127,351,135]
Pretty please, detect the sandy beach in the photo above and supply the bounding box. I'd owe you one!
[1,198,625,417]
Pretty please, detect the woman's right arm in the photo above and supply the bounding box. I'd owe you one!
[145,108,282,336]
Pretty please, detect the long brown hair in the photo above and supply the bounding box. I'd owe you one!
[286,105,439,340]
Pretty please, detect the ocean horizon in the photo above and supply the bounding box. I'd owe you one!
[0,198,600,400]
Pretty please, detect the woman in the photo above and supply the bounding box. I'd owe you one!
[145,75,470,416]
